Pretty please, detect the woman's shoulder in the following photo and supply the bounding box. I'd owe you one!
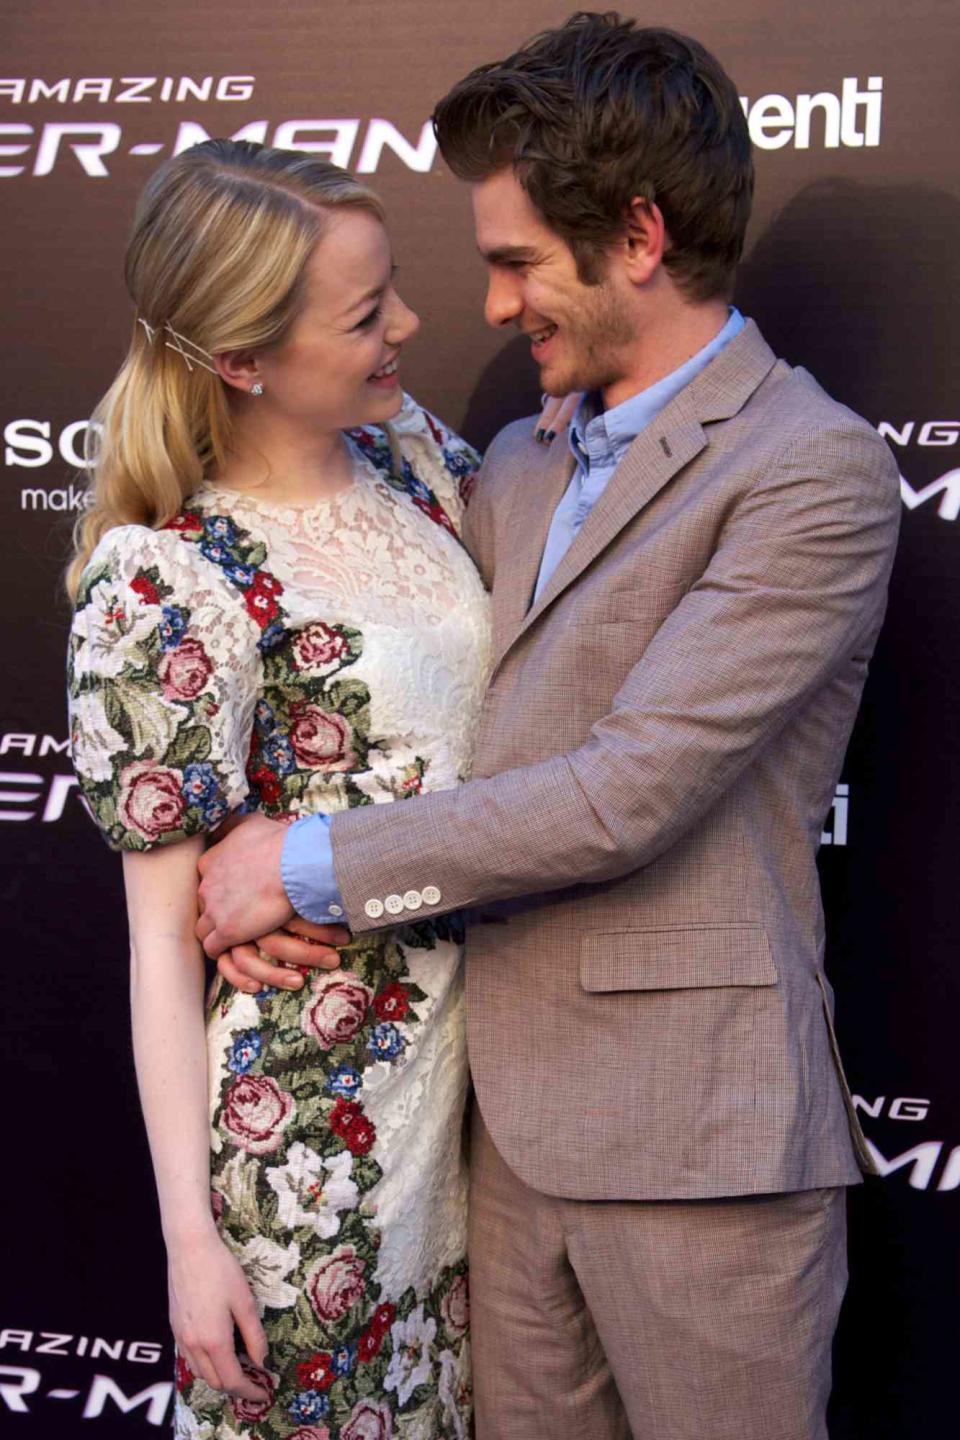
[347,392,481,535]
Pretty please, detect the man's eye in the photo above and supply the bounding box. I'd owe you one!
[355,304,383,330]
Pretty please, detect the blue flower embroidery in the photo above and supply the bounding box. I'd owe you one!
[331,1343,357,1378]
[182,762,219,806]
[224,561,256,587]
[228,1029,262,1074]
[326,1065,362,1098]
[405,472,433,506]
[262,733,296,774]
[199,539,231,567]
[368,1023,406,1061]
[254,700,277,735]
[158,605,187,650]
[442,445,474,479]
[257,619,287,653]
[288,1391,329,1422]
[201,794,229,827]
[203,515,237,544]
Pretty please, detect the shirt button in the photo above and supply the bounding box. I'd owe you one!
[328,904,344,918]
[384,893,405,915]
[422,885,441,906]
[403,889,423,911]
[364,899,384,920]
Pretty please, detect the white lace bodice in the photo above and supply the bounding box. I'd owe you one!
[192,428,491,815]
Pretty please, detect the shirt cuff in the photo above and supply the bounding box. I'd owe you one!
[280,813,347,925]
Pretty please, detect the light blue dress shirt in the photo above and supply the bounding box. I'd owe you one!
[534,307,745,600]
[282,309,745,924]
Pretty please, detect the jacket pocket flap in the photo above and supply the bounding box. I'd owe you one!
[580,925,776,992]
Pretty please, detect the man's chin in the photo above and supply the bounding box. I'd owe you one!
[537,366,574,399]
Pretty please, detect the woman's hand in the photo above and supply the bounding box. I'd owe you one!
[168,1230,269,1401]
[534,392,583,444]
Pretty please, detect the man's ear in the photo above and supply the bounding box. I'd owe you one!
[213,348,262,395]
[621,196,668,285]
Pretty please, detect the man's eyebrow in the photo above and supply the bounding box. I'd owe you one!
[478,244,540,265]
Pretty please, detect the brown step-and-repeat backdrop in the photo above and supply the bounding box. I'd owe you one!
[2,1,958,1434]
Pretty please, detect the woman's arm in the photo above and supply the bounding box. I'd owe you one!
[122,838,268,1401]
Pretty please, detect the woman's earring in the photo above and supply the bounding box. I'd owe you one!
[250,382,264,397]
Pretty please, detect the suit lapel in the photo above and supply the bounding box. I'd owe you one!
[492,433,576,662]
[492,320,780,669]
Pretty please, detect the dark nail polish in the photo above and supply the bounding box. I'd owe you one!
[535,428,546,443]
[545,429,556,444]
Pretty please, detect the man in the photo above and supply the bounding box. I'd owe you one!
[197,15,899,1438]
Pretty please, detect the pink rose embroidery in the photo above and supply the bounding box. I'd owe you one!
[289,706,356,771]
[292,622,351,674]
[230,1358,276,1422]
[342,1398,393,1440]
[221,1074,295,1155]
[118,761,185,841]
[440,1273,470,1338]
[302,972,373,1050]
[307,1245,367,1323]
[158,636,212,700]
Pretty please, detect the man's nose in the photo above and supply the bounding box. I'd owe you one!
[484,271,523,329]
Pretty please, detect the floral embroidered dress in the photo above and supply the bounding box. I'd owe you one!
[68,395,491,1440]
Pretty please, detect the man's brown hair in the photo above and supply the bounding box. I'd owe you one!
[433,12,754,300]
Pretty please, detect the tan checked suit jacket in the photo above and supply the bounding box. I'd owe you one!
[331,320,901,1201]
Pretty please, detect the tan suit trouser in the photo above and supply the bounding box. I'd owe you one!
[469,1102,847,1440]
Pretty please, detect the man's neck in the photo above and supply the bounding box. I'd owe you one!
[600,298,731,411]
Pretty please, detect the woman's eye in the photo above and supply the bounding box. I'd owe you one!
[355,304,383,330]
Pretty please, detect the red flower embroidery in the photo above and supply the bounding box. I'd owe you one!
[373,982,409,1022]
[130,574,161,606]
[242,570,284,628]
[164,511,203,533]
[357,1327,382,1363]
[244,588,280,628]
[371,1301,396,1336]
[252,571,283,596]
[412,495,458,537]
[175,1355,194,1393]
[329,1097,377,1155]
[296,1352,336,1391]
[248,762,281,808]
[425,410,446,446]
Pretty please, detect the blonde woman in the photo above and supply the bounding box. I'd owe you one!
[67,140,486,1440]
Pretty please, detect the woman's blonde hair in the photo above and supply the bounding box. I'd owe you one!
[66,139,385,597]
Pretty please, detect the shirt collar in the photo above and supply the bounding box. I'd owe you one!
[569,307,746,473]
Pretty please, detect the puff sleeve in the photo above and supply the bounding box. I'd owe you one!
[67,524,261,851]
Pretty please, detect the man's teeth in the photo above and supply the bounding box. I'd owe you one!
[531,325,557,345]
[371,359,398,378]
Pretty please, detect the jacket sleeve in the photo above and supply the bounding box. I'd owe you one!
[330,419,901,930]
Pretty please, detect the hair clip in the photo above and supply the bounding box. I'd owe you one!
[163,322,218,375]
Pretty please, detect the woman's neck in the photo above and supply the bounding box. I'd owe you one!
[210,410,355,506]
